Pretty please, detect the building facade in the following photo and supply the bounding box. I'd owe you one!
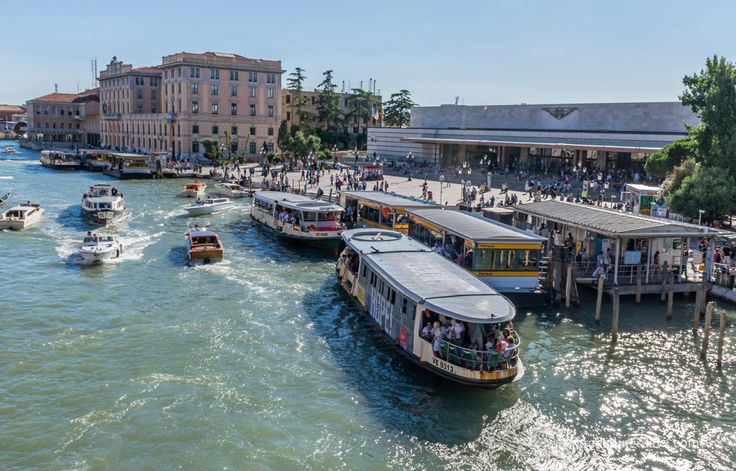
[368,102,699,173]
[99,52,283,158]
[25,89,100,146]
[281,89,380,143]
[0,104,25,124]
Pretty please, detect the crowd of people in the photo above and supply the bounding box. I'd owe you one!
[419,311,518,371]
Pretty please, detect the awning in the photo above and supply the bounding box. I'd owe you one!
[401,136,669,153]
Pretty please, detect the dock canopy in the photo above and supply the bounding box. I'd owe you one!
[409,209,545,246]
[513,200,728,238]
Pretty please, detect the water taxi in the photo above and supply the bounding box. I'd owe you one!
[336,228,523,388]
[81,184,126,226]
[79,150,112,171]
[340,191,438,233]
[40,150,83,170]
[185,225,223,264]
[2,145,18,154]
[0,201,44,230]
[103,152,152,179]
[185,197,233,216]
[78,234,123,263]
[408,209,547,306]
[251,191,344,249]
[215,182,250,198]
[181,181,207,198]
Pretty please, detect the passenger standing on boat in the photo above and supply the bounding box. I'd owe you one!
[421,323,433,340]
[432,322,444,357]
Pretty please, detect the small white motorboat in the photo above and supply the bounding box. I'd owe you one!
[78,234,123,263]
[0,201,43,230]
[1,145,18,154]
[185,197,233,216]
[215,182,250,198]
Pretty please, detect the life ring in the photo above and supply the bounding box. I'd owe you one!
[381,206,391,219]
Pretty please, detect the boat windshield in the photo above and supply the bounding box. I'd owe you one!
[417,309,520,372]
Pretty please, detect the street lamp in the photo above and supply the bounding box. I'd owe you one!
[698,209,705,226]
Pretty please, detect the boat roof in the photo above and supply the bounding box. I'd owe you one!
[4,203,39,211]
[365,250,514,323]
[255,191,343,211]
[187,228,219,237]
[342,228,430,254]
[91,183,114,188]
[109,152,148,159]
[340,191,439,209]
[410,209,545,245]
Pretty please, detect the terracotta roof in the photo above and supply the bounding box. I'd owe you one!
[0,105,25,112]
[30,88,99,103]
[132,66,161,75]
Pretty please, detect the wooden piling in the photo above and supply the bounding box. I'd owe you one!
[692,289,702,335]
[612,286,620,342]
[635,263,642,304]
[717,309,726,369]
[595,274,605,323]
[660,272,667,302]
[666,273,674,320]
[552,252,562,306]
[700,302,714,361]
[565,264,572,308]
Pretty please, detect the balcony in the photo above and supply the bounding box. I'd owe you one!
[103,113,122,120]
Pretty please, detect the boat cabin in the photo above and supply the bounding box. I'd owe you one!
[338,229,522,387]
[83,235,115,244]
[253,191,343,234]
[3,204,40,220]
[339,191,438,233]
[408,209,545,293]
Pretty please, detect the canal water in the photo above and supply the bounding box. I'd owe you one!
[1,140,735,470]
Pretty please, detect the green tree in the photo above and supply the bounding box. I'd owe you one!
[201,138,222,163]
[286,67,310,130]
[680,55,736,174]
[383,89,416,127]
[287,131,321,161]
[644,137,696,177]
[347,88,381,149]
[277,120,290,154]
[315,70,342,145]
[668,166,736,221]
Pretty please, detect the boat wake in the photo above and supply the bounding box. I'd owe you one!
[0,175,13,179]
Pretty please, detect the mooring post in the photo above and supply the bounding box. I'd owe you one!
[565,263,572,308]
[717,309,726,369]
[553,250,562,306]
[595,274,605,323]
[660,271,667,302]
[666,272,674,320]
[635,263,642,304]
[700,302,714,361]
[692,289,702,335]
[612,286,620,342]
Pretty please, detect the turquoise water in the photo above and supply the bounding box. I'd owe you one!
[1,139,735,470]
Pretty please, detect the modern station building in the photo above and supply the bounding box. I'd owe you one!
[367,102,699,172]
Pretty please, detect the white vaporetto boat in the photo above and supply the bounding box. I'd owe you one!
[185,197,233,216]
[0,201,44,230]
[336,228,523,388]
[40,150,83,170]
[81,184,126,226]
[215,182,250,198]
[78,234,123,263]
[251,191,344,249]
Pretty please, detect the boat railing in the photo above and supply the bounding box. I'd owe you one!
[431,337,520,372]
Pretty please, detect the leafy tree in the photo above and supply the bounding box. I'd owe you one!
[680,55,736,175]
[644,137,696,177]
[668,166,736,221]
[287,131,321,161]
[286,67,310,130]
[316,70,343,145]
[277,120,290,154]
[663,157,697,196]
[383,89,416,127]
[201,138,222,163]
[347,88,381,149]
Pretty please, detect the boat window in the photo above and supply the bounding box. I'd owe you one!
[362,264,367,278]
[408,220,443,248]
[401,298,407,314]
[473,248,541,272]
[301,211,317,222]
[358,204,381,225]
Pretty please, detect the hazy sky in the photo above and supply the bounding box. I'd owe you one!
[1,0,734,106]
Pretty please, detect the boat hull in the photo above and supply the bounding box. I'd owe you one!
[81,208,125,226]
[251,216,342,250]
[41,163,83,171]
[185,204,232,216]
[80,247,120,263]
[188,249,223,264]
[103,169,152,179]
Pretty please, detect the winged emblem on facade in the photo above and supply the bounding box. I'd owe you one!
[542,107,577,119]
